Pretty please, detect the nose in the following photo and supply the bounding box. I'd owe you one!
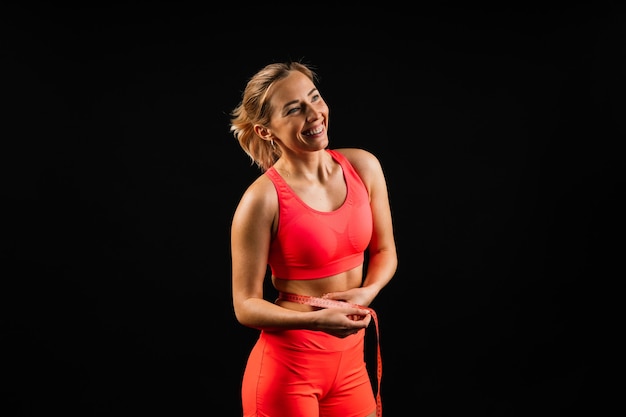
[305,106,321,123]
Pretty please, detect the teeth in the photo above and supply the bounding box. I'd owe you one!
[305,126,323,136]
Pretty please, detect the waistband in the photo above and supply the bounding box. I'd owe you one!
[276,292,383,417]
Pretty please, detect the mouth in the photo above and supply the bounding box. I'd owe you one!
[302,125,324,136]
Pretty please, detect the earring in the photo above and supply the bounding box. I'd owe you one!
[270,139,275,149]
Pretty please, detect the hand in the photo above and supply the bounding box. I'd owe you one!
[321,287,376,309]
[314,306,372,338]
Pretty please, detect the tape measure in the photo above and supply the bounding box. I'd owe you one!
[277,292,383,417]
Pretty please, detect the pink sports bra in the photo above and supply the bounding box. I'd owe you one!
[265,149,373,280]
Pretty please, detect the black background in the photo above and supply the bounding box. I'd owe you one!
[4,2,623,416]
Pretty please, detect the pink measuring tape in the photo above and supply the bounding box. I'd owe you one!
[277,292,383,417]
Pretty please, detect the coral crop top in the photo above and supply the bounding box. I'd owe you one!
[265,149,373,280]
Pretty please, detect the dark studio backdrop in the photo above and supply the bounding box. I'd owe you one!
[4,2,623,416]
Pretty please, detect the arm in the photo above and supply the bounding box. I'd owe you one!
[230,175,371,335]
[326,148,398,307]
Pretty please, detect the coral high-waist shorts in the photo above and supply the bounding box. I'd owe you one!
[242,328,376,417]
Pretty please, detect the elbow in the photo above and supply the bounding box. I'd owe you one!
[234,310,256,329]
[233,300,260,329]
[233,304,251,327]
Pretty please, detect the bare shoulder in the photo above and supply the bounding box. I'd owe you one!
[333,148,384,180]
[233,173,277,222]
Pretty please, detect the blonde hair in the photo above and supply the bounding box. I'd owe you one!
[229,61,318,172]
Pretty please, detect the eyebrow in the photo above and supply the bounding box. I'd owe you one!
[282,88,318,110]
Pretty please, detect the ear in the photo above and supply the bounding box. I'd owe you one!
[253,124,273,141]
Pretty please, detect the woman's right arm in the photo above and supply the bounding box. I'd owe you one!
[231,176,286,329]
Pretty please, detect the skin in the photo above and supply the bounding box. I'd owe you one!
[231,70,398,346]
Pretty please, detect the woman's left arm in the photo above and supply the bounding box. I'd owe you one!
[336,148,398,307]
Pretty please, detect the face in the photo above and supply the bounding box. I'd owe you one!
[262,70,329,152]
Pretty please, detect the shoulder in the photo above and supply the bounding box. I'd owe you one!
[233,172,277,224]
[332,148,384,182]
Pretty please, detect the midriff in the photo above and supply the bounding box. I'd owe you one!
[272,265,364,311]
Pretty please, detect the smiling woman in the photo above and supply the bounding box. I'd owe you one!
[228,61,398,417]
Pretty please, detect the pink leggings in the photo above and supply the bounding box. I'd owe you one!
[241,328,376,417]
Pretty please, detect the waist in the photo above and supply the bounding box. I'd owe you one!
[261,328,365,351]
[276,292,374,313]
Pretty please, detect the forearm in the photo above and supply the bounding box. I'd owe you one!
[361,249,398,298]
[234,297,317,331]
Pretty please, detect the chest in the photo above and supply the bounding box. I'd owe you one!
[283,171,347,212]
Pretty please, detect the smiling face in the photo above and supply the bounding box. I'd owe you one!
[261,70,330,153]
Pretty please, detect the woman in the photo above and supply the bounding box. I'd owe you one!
[229,61,398,417]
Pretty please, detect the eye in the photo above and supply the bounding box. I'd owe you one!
[286,107,300,115]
